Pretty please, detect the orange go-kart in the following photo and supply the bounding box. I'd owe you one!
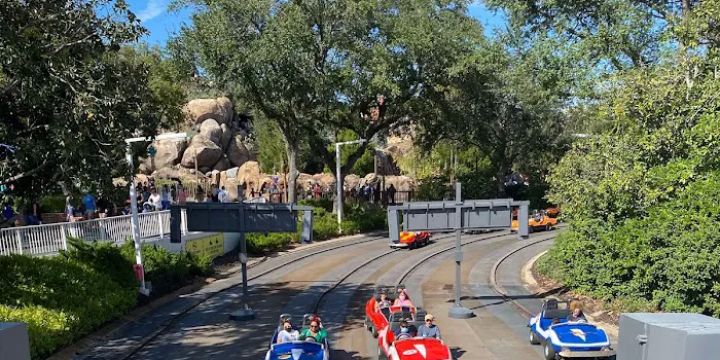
[545,206,560,218]
[390,231,431,249]
[528,212,557,232]
[512,211,557,232]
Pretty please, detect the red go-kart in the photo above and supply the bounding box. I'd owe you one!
[390,231,431,249]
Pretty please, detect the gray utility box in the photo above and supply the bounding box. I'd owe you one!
[618,313,720,360]
[0,322,30,360]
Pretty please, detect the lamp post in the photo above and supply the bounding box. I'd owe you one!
[125,132,187,295]
[335,139,366,232]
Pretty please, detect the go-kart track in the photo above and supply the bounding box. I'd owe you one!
[75,230,569,360]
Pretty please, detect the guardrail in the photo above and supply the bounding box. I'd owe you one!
[0,210,188,257]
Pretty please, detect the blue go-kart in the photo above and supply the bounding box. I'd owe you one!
[528,299,616,360]
[265,313,330,360]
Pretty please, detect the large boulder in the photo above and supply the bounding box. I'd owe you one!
[237,161,262,187]
[180,135,224,169]
[362,173,380,186]
[226,135,254,167]
[213,155,231,172]
[220,123,233,150]
[385,175,415,191]
[142,139,187,174]
[183,97,233,127]
[297,173,315,191]
[312,173,336,191]
[153,166,180,179]
[199,119,223,146]
[344,174,361,189]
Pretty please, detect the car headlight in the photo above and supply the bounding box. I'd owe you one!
[601,346,611,351]
[561,347,570,352]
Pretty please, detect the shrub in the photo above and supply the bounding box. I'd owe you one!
[119,242,201,296]
[0,254,137,358]
[0,305,72,360]
[244,203,387,254]
[247,232,296,254]
[540,172,720,316]
[61,238,136,290]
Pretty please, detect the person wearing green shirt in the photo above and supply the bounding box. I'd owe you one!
[299,319,327,343]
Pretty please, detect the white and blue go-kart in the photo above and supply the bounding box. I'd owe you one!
[528,299,616,360]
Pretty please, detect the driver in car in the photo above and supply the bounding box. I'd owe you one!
[393,318,416,339]
[299,319,327,343]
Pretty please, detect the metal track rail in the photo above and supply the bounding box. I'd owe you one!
[120,233,389,359]
[489,235,557,317]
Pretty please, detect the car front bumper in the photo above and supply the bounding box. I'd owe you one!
[389,242,409,248]
[558,349,616,358]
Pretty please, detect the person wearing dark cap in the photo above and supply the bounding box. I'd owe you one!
[394,318,411,339]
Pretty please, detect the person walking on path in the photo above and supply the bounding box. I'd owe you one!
[387,184,397,205]
[82,191,97,219]
[161,185,171,210]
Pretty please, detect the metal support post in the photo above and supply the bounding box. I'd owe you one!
[301,210,313,243]
[336,143,343,233]
[518,201,529,239]
[126,146,150,296]
[60,224,68,250]
[448,182,474,319]
[230,233,256,321]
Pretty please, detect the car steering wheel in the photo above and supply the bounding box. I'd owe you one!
[396,333,411,340]
[305,336,318,343]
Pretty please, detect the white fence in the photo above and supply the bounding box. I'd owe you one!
[0,210,188,257]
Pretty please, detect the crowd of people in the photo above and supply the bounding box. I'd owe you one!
[300,182,399,205]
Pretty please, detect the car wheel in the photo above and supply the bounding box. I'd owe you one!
[372,327,378,338]
[529,329,541,345]
[543,342,557,360]
[545,224,551,231]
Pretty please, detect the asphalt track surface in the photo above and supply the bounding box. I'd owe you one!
[74,230,557,360]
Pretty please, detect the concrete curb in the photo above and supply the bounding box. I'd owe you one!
[520,250,620,339]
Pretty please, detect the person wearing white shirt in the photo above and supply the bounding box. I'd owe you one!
[277,320,299,343]
[148,188,162,211]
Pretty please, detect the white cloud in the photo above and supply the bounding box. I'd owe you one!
[137,0,167,22]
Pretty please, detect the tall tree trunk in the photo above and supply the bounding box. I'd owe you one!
[286,143,299,204]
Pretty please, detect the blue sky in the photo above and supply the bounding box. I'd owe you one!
[127,0,507,46]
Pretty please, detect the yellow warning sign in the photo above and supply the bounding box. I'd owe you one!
[185,233,224,259]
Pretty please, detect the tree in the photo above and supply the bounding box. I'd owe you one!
[413,32,572,196]
[0,1,184,197]
[173,0,486,203]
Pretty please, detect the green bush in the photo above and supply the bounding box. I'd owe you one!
[244,203,387,254]
[61,238,136,290]
[119,242,210,296]
[540,172,720,316]
[0,254,137,359]
[0,305,72,360]
[247,232,296,254]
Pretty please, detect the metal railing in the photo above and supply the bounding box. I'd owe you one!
[0,210,187,257]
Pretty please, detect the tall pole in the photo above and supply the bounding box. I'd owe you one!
[126,146,149,295]
[448,182,474,319]
[336,143,343,233]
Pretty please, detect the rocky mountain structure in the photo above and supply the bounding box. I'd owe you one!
[134,97,416,202]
